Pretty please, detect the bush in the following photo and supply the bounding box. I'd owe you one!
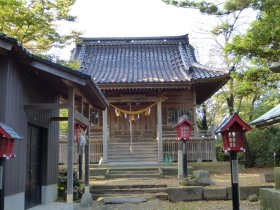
[58,170,83,201]
[247,127,280,167]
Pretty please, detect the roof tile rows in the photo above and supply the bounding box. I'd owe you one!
[72,35,228,84]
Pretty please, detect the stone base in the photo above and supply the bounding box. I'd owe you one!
[260,173,274,183]
[203,188,227,200]
[168,186,203,202]
[227,185,273,200]
[260,188,280,210]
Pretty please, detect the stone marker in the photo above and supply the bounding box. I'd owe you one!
[260,172,274,182]
[248,194,258,202]
[80,193,93,207]
[274,167,280,189]
[180,170,214,186]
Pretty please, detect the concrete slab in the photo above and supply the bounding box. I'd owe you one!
[260,188,280,210]
[97,196,147,204]
[203,188,227,200]
[226,185,273,200]
[168,186,203,202]
[27,202,79,210]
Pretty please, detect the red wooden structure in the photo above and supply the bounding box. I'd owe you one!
[176,115,194,141]
[0,122,23,159]
[215,113,251,153]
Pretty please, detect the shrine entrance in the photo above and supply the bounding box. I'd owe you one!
[109,103,157,142]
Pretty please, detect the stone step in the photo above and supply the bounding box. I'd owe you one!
[93,193,168,200]
[105,174,161,178]
[107,158,158,162]
[92,187,168,194]
[109,168,159,172]
[91,184,168,200]
[91,184,167,189]
[104,168,162,178]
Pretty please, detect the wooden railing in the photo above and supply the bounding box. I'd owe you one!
[162,129,216,162]
[59,129,216,165]
[59,140,103,165]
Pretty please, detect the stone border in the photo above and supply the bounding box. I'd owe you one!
[168,185,273,201]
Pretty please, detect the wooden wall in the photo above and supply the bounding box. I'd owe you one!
[162,89,194,126]
[0,57,59,196]
[0,57,8,120]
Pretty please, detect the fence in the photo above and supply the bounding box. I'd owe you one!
[59,129,216,165]
[59,141,103,165]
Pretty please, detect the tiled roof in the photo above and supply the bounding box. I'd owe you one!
[0,34,108,109]
[72,34,228,85]
[250,104,280,127]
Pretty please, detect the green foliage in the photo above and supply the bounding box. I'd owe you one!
[226,0,280,62]
[163,0,251,15]
[0,0,81,54]
[60,109,68,134]
[247,127,280,167]
[58,170,83,201]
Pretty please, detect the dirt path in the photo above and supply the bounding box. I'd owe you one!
[93,199,260,210]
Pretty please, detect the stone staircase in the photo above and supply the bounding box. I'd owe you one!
[108,141,158,163]
[105,167,162,178]
[91,184,168,200]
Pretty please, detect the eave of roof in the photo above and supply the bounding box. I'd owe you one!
[250,104,280,128]
[0,34,108,109]
[73,34,229,86]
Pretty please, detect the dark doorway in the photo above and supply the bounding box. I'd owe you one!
[25,125,43,209]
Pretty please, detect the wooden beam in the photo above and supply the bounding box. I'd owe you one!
[24,103,68,110]
[74,111,90,126]
[67,87,74,203]
[31,61,86,85]
[49,117,68,121]
[108,96,158,103]
[0,39,12,51]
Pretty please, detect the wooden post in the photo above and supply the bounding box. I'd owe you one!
[178,140,183,179]
[192,88,197,132]
[0,158,5,210]
[67,87,74,203]
[183,141,188,177]
[84,105,91,193]
[157,98,163,162]
[230,152,240,210]
[77,98,83,180]
[102,108,108,163]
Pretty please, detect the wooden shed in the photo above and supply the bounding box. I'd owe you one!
[0,35,107,210]
[71,34,230,164]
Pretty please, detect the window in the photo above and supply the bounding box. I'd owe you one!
[180,125,189,138]
[91,110,99,126]
[228,131,239,147]
[167,108,192,125]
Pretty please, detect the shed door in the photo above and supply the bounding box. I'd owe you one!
[25,125,42,209]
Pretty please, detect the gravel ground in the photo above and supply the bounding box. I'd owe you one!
[92,199,260,210]
[89,166,270,209]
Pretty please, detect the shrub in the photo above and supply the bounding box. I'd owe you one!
[247,127,280,167]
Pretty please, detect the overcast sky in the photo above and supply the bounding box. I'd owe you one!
[58,0,255,63]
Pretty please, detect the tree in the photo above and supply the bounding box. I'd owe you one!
[0,0,80,55]
[163,0,280,167]
[226,1,280,62]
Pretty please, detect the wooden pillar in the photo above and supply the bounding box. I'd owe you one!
[67,87,74,203]
[78,98,83,181]
[102,108,108,163]
[157,98,163,162]
[193,88,197,132]
[84,105,91,193]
